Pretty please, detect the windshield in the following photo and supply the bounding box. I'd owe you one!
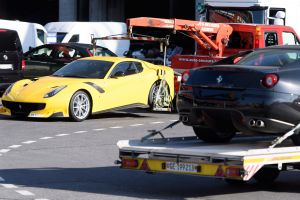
[53,60,114,78]
[237,49,300,67]
[206,7,266,24]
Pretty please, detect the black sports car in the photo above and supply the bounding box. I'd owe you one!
[177,45,300,144]
[23,43,117,79]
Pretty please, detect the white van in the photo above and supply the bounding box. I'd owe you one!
[44,22,130,56]
[0,19,47,52]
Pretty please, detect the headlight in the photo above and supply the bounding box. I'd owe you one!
[44,85,67,98]
[3,83,14,96]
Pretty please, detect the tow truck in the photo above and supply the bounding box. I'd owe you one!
[116,122,300,184]
[121,17,300,83]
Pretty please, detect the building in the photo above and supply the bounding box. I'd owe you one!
[0,0,196,25]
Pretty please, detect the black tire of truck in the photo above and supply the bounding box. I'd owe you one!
[193,126,236,143]
[253,167,280,184]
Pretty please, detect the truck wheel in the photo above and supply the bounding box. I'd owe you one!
[69,90,91,122]
[253,167,280,184]
[193,126,235,143]
[291,134,300,146]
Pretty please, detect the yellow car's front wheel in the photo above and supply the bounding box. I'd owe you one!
[69,90,91,122]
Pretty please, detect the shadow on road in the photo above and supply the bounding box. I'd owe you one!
[0,108,155,122]
[1,166,300,199]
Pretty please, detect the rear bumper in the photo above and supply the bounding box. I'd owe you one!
[177,89,300,135]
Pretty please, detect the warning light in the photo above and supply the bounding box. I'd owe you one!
[122,159,138,168]
[226,167,241,177]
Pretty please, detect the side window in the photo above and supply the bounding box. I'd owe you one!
[264,32,278,47]
[29,47,53,59]
[110,61,142,77]
[68,34,79,43]
[282,32,300,45]
[110,62,130,77]
[134,62,143,73]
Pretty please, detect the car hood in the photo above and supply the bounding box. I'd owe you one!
[7,76,104,101]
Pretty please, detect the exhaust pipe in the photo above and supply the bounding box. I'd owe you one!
[249,119,256,127]
[180,115,189,123]
[256,120,265,128]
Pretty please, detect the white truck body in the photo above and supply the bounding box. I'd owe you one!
[0,19,47,52]
[44,22,130,56]
[198,0,300,35]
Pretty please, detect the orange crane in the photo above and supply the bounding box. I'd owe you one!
[126,17,233,57]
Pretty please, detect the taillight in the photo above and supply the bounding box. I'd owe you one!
[226,167,242,177]
[21,59,25,71]
[261,73,279,88]
[122,159,138,168]
[181,70,190,83]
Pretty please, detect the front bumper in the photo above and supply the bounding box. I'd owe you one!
[0,98,69,118]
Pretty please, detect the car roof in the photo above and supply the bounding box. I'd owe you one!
[42,42,103,49]
[80,56,145,63]
[265,45,300,50]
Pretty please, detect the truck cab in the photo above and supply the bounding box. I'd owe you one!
[197,0,300,34]
[174,23,300,79]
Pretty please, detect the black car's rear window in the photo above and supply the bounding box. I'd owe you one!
[0,30,21,52]
[237,49,300,67]
[53,60,114,79]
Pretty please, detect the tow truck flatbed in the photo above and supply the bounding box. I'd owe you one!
[117,135,300,183]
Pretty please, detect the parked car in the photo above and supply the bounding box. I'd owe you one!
[23,43,117,79]
[1,56,174,121]
[177,45,300,144]
[0,29,24,97]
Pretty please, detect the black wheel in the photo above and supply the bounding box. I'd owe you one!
[148,81,170,110]
[291,131,300,145]
[69,90,91,122]
[193,126,236,143]
[253,167,280,184]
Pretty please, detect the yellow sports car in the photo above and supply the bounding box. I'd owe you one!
[0,56,174,121]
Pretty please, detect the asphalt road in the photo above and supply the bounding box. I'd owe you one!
[1,109,300,200]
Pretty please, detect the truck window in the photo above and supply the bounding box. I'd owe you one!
[269,8,286,25]
[205,7,266,24]
[69,34,79,43]
[264,32,278,47]
[57,32,67,43]
[37,29,46,44]
[227,31,253,49]
[282,32,300,45]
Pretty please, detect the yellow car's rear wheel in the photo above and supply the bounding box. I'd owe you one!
[69,90,91,122]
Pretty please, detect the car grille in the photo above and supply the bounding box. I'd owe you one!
[2,100,46,115]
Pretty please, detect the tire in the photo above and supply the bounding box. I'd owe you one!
[148,81,170,110]
[291,132,300,145]
[253,167,280,184]
[69,90,91,122]
[291,135,300,146]
[193,126,236,143]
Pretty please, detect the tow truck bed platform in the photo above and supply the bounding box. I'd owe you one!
[117,135,300,182]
